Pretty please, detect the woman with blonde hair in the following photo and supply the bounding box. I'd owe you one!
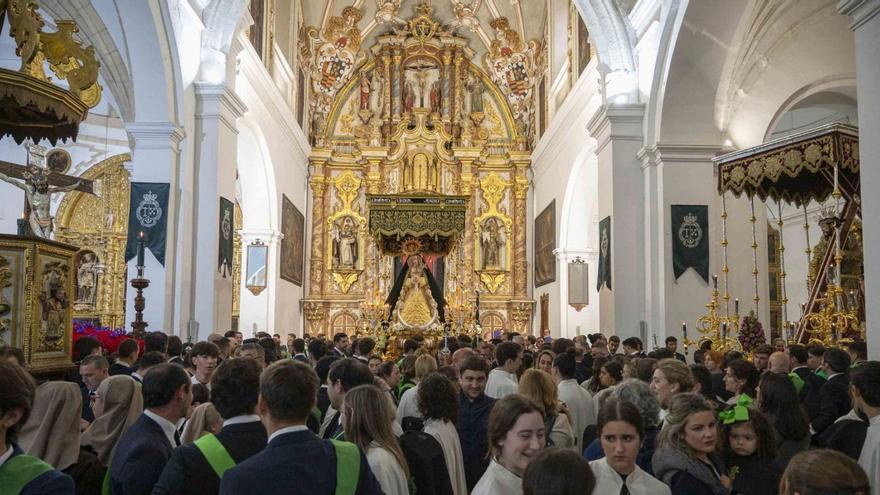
[652,393,730,494]
[519,369,575,449]
[179,402,223,444]
[396,354,438,422]
[779,449,870,495]
[651,359,694,419]
[81,375,143,466]
[343,384,410,495]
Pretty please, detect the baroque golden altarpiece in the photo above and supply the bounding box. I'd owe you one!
[302,6,541,337]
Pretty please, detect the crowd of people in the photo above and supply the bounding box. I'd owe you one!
[0,329,877,495]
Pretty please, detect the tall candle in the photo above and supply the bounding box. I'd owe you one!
[682,322,687,339]
[713,274,718,290]
[735,298,740,315]
[137,231,145,268]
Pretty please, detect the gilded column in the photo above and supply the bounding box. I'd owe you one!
[392,48,402,120]
[453,50,464,122]
[441,48,452,120]
[512,155,530,297]
[308,161,328,296]
[456,149,480,302]
[382,51,392,126]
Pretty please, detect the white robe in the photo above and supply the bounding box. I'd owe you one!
[366,442,410,495]
[486,369,518,399]
[859,414,880,495]
[472,458,522,495]
[557,379,597,450]
[423,418,468,495]
[590,457,671,495]
[396,384,421,423]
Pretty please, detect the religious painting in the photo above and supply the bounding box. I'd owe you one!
[534,200,556,287]
[576,11,591,75]
[331,215,359,269]
[46,148,72,175]
[73,250,99,311]
[280,195,305,286]
[248,0,265,59]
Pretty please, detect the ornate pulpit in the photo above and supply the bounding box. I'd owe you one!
[0,234,77,373]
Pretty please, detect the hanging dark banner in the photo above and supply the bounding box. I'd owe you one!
[597,216,612,291]
[218,197,234,277]
[671,204,709,283]
[125,182,170,266]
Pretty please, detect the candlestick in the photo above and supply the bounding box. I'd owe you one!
[137,231,145,268]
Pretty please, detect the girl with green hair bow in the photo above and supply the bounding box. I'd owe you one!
[719,401,783,495]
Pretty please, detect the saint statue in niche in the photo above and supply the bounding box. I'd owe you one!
[332,217,358,269]
[481,217,505,269]
[430,80,441,113]
[359,72,372,111]
[39,262,69,343]
[370,71,385,115]
[75,252,99,307]
[403,80,415,113]
[466,73,484,114]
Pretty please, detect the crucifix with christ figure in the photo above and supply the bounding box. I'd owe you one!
[0,144,97,239]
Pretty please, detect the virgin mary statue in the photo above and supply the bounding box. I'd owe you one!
[386,255,446,330]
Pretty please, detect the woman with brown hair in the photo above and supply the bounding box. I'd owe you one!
[780,449,870,495]
[397,354,438,422]
[343,384,410,495]
[80,375,143,466]
[473,395,546,495]
[519,369,575,449]
[535,350,555,374]
[651,359,694,420]
[723,358,759,405]
[523,448,596,495]
[652,393,731,494]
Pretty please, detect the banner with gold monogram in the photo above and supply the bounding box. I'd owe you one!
[597,216,611,291]
[218,197,234,277]
[671,205,709,283]
[125,183,170,265]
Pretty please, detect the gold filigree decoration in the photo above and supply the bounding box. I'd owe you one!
[479,271,506,294]
[3,2,102,107]
[332,271,360,293]
[408,4,439,45]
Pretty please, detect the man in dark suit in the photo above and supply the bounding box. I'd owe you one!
[154,358,267,495]
[811,348,852,436]
[665,336,687,363]
[321,358,374,440]
[0,361,74,494]
[789,344,826,421]
[314,355,340,421]
[109,363,191,495]
[79,354,110,423]
[457,356,495,491]
[110,339,138,376]
[291,338,309,363]
[331,332,350,358]
[220,360,382,494]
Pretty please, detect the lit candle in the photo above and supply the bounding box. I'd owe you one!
[137,231,145,268]
[801,302,806,315]
[735,298,740,315]
[722,322,728,340]
[682,322,688,339]
[713,274,718,290]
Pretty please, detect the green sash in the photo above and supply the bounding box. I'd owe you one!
[0,453,54,495]
[330,440,360,495]
[194,434,236,478]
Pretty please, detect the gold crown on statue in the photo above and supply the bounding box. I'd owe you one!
[401,238,424,256]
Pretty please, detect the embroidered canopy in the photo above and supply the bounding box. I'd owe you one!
[715,123,859,206]
[367,194,468,256]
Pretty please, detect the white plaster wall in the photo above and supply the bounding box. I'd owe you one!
[531,60,603,338]
[235,38,311,337]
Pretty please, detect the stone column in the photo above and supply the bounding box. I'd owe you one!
[189,83,246,340]
[839,0,880,359]
[587,104,645,339]
[124,122,185,334]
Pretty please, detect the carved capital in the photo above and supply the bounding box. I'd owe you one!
[514,177,529,200]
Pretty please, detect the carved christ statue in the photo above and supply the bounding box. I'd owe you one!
[481,218,504,269]
[0,164,81,239]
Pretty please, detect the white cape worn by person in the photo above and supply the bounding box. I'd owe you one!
[423,418,468,495]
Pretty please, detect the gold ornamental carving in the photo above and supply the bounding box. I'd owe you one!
[474,173,513,294]
[326,171,366,294]
[55,154,131,330]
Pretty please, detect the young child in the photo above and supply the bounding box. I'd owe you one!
[720,403,783,495]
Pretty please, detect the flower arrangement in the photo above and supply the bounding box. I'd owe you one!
[73,322,143,355]
[738,312,766,352]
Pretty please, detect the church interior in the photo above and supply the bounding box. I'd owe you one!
[1,0,879,368]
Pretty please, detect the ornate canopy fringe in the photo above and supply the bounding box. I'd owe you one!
[715,123,859,206]
[367,195,469,256]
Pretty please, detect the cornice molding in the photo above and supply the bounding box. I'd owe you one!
[838,0,880,30]
[125,122,187,152]
[637,144,725,169]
